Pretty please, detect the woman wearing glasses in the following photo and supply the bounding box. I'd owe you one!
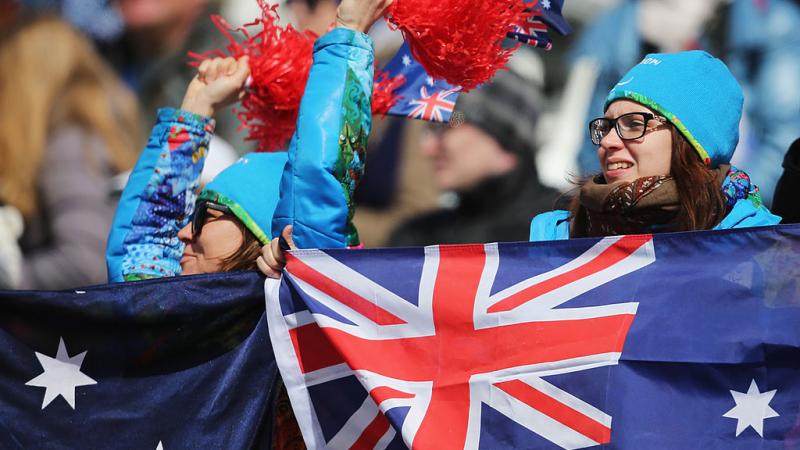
[529,51,780,241]
[259,51,782,276]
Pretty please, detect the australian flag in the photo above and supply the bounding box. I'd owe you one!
[508,0,572,50]
[266,224,800,449]
[0,272,279,449]
[383,42,460,123]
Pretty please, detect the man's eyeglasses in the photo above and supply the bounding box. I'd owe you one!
[588,112,667,145]
[191,200,232,237]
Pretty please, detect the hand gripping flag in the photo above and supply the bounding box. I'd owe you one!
[266,224,800,449]
[383,42,461,124]
[0,272,279,449]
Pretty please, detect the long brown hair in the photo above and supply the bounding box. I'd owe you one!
[667,126,726,231]
[0,16,140,217]
[217,222,264,273]
[569,126,725,237]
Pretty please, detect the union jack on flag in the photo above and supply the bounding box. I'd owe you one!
[508,15,553,50]
[266,235,657,449]
[407,86,459,122]
[382,42,461,123]
[507,0,572,49]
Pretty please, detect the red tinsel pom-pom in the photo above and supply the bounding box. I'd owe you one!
[191,1,402,152]
[372,71,406,116]
[388,0,531,91]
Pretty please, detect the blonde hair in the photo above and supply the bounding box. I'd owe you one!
[0,16,141,217]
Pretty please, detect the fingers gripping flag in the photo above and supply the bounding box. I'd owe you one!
[266,225,800,449]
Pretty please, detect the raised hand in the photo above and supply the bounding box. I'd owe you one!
[335,0,394,33]
[181,56,250,117]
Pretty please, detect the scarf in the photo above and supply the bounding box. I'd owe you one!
[574,165,760,237]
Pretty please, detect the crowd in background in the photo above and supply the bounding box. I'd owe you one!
[0,0,798,291]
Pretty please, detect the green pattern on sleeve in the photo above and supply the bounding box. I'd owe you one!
[335,67,371,247]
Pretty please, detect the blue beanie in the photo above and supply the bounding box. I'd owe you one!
[197,152,288,245]
[604,50,743,168]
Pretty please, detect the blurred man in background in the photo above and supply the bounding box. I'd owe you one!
[389,53,560,246]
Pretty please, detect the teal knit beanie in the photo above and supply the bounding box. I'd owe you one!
[604,50,743,168]
[197,152,288,245]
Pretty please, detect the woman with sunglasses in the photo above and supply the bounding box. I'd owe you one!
[529,51,780,241]
[107,0,392,282]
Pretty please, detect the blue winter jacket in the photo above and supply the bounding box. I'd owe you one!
[106,28,374,282]
[529,172,782,242]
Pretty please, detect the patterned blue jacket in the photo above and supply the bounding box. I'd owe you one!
[106,29,374,282]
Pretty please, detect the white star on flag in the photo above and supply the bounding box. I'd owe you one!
[542,0,552,9]
[25,337,97,410]
[402,54,411,67]
[156,441,164,450]
[723,379,779,437]
[426,76,435,86]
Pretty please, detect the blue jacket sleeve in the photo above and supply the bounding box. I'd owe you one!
[715,199,782,230]
[271,28,374,249]
[528,202,781,241]
[529,210,571,242]
[106,108,214,282]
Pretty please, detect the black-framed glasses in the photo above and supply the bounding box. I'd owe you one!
[588,112,667,145]
[191,200,232,237]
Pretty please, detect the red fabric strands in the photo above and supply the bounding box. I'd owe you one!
[191,1,402,152]
[388,0,532,91]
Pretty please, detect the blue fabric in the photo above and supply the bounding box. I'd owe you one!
[0,271,278,449]
[199,152,288,245]
[529,210,571,242]
[106,108,213,282]
[272,28,375,249]
[530,202,781,242]
[605,50,743,168]
[270,224,800,448]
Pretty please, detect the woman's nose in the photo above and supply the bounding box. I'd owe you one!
[177,223,194,242]
[599,126,624,148]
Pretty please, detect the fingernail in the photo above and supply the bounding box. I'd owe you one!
[279,235,290,252]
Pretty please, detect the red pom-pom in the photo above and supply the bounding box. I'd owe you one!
[191,1,402,152]
[372,71,406,116]
[388,0,531,91]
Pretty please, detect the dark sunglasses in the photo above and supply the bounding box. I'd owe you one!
[190,200,232,238]
[588,112,667,145]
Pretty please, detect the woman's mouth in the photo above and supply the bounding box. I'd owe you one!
[606,161,633,171]
[604,160,635,181]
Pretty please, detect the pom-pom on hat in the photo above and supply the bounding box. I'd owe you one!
[196,152,288,245]
[604,50,743,168]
